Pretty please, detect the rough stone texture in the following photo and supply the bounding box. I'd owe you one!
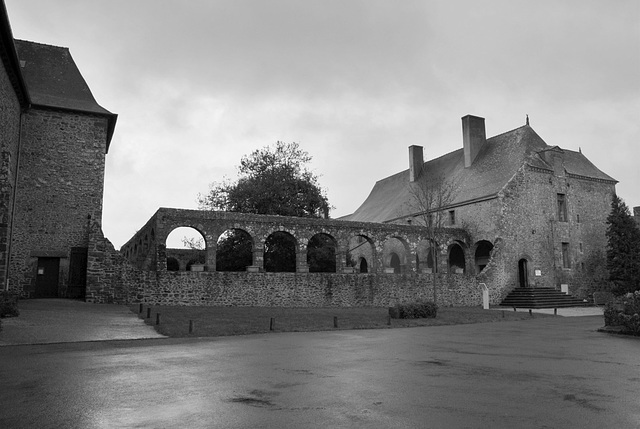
[0,54,21,288]
[8,109,109,297]
[87,210,486,307]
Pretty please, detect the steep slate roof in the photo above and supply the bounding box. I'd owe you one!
[0,1,28,106]
[14,39,117,148]
[343,124,616,223]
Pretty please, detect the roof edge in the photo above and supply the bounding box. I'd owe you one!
[1,2,29,107]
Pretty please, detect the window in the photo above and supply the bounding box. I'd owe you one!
[562,242,571,268]
[576,214,580,223]
[579,242,583,253]
[557,193,567,222]
[449,210,456,225]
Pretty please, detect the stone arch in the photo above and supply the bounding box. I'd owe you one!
[264,230,297,272]
[165,226,207,272]
[474,240,494,274]
[166,257,179,271]
[517,254,533,288]
[347,234,375,273]
[216,228,253,272]
[448,241,466,274]
[383,236,410,274]
[307,233,337,273]
[416,239,438,273]
[358,257,369,273]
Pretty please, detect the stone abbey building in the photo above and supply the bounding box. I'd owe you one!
[0,1,629,306]
[342,115,618,300]
[0,2,116,299]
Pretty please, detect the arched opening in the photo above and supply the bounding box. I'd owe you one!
[358,257,368,273]
[518,258,529,288]
[448,243,466,274]
[347,235,375,272]
[390,253,401,274]
[474,240,494,274]
[165,226,207,271]
[307,233,336,273]
[383,237,408,274]
[216,229,253,272]
[166,257,179,271]
[264,231,296,272]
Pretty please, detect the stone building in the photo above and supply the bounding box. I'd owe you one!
[0,2,116,299]
[342,115,617,300]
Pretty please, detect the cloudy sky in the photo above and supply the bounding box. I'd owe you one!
[6,0,640,249]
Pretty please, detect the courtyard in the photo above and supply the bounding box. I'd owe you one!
[0,306,638,428]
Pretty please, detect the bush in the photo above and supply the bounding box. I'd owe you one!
[0,291,19,318]
[390,300,438,319]
[603,291,640,336]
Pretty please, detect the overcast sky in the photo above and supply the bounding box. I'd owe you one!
[6,0,640,249]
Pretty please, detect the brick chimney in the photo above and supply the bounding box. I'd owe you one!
[462,115,486,168]
[409,145,423,182]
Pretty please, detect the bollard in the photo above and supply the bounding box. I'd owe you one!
[333,316,338,328]
[156,313,160,325]
[146,307,151,319]
[270,317,275,331]
[139,303,143,314]
[189,320,193,334]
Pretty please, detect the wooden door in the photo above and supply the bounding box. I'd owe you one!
[35,258,60,298]
[68,247,88,299]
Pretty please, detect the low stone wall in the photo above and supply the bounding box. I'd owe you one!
[140,271,482,308]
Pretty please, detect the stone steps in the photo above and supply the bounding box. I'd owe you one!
[500,287,586,309]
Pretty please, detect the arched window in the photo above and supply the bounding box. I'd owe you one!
[448,243,466,274]
[165,226,207,272]
[307,233,337,273]
[390,253,401,274]
[264,231,297,272]
[359,257,368,273]
[166,257,179,271]
[217,229,253,272]
[474,240,494,273]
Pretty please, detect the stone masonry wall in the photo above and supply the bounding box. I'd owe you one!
[0,55,21,289]
[9,108,109,297]
[88,219,484,307]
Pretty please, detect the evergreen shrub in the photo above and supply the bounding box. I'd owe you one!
[389,300,438,319]
[0,291,19,318]
[604,291,640,336]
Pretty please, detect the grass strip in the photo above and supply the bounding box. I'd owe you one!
[131,305,555,338]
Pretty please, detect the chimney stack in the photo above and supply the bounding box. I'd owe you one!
[462,115,486,168]
[409,145,423,182]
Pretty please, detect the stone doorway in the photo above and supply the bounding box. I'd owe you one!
[518,259,529,288]
[35,257,60,298]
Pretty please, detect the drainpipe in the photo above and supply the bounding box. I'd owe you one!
[549,218,556,289]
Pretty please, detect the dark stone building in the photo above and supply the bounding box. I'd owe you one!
[0,2,116,298]
[342,115,618,301]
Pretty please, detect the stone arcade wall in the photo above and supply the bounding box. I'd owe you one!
[88,211,490,307]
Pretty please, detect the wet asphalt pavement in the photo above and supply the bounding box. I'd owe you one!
[0,310,639,428]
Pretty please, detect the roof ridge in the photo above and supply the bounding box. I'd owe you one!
[14,38,69,50]
[487,124,530,141]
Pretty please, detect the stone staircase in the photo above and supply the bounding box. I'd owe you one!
[500,287,587,309]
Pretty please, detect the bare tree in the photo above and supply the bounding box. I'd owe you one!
[404,171,459,303]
